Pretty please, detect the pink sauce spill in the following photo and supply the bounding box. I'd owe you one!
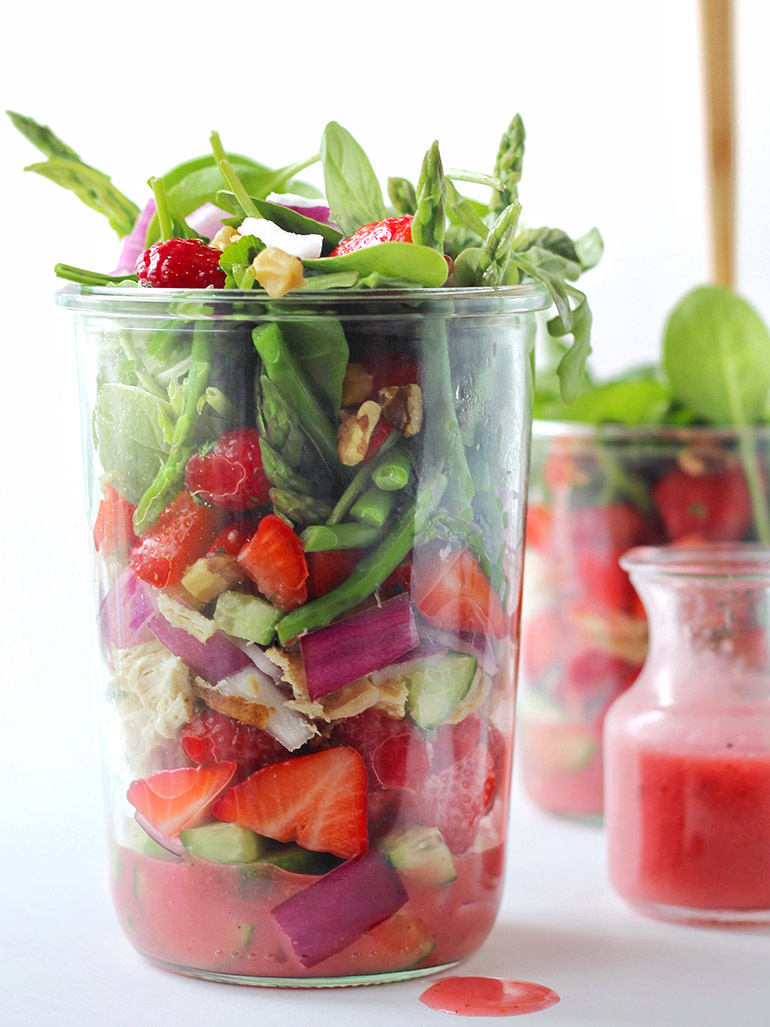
[420,976,560,1017]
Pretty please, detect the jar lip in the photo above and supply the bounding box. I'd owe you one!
[622,543,770,580]
[55,282,550,320]
[533,419,770,441]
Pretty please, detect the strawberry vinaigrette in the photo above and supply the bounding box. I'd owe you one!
[605,545,770,925]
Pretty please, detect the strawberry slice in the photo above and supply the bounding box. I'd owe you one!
[407,745,495,854]
[127,762,236,840]
[212,747,368,859]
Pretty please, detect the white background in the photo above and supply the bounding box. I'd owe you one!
[1,2,769,1023]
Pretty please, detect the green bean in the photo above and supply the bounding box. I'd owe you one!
[350,487,396,527]
[371,445,410,491]
[325,430,401,525]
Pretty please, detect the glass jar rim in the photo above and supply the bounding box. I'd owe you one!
[532,419,770,442]
[56,282,550,321]
[622,543,770,582]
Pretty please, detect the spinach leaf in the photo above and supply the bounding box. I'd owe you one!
[303,241,448,287]
[540,378,671,425]
[145,154,282,244]
[320,122,385,236]
[94,383,171,502]
[280,320,349,416]
[216,191,342,249]
[664,286,770,424]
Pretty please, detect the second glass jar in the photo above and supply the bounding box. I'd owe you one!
[518,421,770,820]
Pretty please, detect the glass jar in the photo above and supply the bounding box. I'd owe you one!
[518,421,770,820]
[605,544,770,926]
[59,283,548,986]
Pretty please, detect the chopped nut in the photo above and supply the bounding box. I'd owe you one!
[210,226,239,251]
[379,384,423,437]
[676,445,735,477]
[251,246,306,297]
[182,554,245,604]
[341,362,374,406]
[337,400,381,466]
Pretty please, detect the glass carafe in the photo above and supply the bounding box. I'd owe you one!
[605,544,770,926]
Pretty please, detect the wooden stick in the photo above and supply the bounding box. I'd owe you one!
[700,0,735,288]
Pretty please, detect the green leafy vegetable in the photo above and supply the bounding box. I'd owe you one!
[320,122,386,236]
[94,384,171,502]
[304,242,448,288]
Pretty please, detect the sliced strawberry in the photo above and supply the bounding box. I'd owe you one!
[371,733,431,792]
[330,708,429,788]
[126,762,236,840]
[307,548,361,599]
[179,709,290,778]
[212,747,368,859]
[407,745,495,854]
[237,514,308,611]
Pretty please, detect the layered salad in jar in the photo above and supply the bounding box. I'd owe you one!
[13,111,599,982]
[519,286,770,820]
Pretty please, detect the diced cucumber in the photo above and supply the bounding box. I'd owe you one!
[405,651,477,729]
[258,843,342,876]
[180,822,267,864]
[380,825,457,886]
[213,590,283,646]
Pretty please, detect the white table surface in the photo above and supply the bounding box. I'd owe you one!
[2,755,766,1027]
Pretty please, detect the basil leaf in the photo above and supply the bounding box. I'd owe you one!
[320,122,385,236]
[94,383,171,501]
[664,286,770,424]
[304,242,448,287]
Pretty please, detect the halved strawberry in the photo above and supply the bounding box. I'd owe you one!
[211,747,368,859]
[407,745,495,854]
[330,708,430,789]
[126,762,236,840]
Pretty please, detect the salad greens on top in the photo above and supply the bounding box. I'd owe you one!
[9,110,601,404]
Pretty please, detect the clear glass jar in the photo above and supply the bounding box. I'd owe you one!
[518,421,770,820]
[605,544,770,926]
[59,283,548,986]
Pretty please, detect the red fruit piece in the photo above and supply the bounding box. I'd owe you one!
[330,708,429,788]
[307,549,361,599]
[652,465,754,542]
[93,484,138,556]
[135,238,227,289]
[413,546,507,639]
[206,521,255,557]
[130,490,221,588]
[212,747,368,859]
[361,351,421,395]
[409,745,496,854]
[364,417,396,460]
[179,708,289,778]
[330,215,413,257]
[237,514,309,611]
[568,502,647,552]
[127,762,236,839]
[185,428,271,511]
[380,554,413,599]
[371,734,431,792]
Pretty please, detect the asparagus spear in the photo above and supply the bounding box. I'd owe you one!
[490,113,526,216]
[478,201,522,287]
[388,177,417,215]
[301,523,384,552]
[133,325,212,533]
[371,445,411,491]
[270,489,333,525]
[350,487,396,527]
[411,141,446,253]
[277,471,447,644]
[252,323,340,473]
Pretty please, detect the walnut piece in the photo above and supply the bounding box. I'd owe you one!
[210,226,239,251]
[379,384,423,437]
[337,400,381,465]
[251,247,306,297]
[341,362,374,406]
